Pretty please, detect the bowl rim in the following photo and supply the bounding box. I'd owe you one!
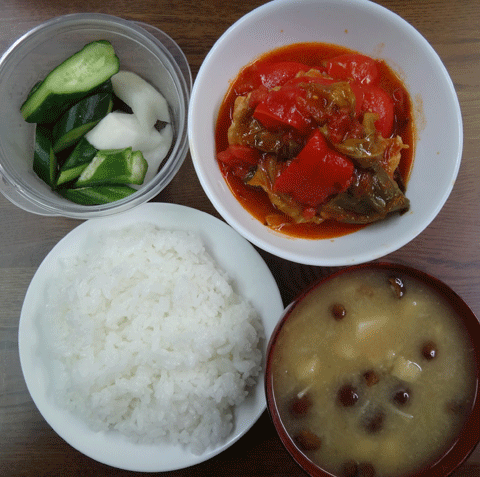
[0,13,192,218]
[188,0,463,266]
[265,262,480,477]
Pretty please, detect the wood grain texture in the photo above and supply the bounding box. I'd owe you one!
[1,0,479,475]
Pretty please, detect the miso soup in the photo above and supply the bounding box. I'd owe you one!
[270,269,477,477]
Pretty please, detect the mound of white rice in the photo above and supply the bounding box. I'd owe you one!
[41,223,263,454]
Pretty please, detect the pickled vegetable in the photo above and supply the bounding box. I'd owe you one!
[21,40,119,123]
[52,91,113,152]
[56,138,98,186]
[33,126,57,188]
[75,147,148,187]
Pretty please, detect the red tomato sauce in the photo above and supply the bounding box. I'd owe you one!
[215,43,415,240]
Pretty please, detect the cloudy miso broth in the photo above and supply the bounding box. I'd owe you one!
[271,269,476,477]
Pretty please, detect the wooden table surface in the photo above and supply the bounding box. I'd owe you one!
[1,0,479,475]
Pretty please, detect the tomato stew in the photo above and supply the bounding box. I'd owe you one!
[215,43,415,239]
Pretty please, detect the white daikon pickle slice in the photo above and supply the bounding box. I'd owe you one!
[142,124,174,185]
[86,111,165,152]
[111,71,171,128]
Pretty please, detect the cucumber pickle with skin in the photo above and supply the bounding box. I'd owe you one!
[21,40,120,124]
[33,126,57,188]
[58,185,137,205]
[52,90,113,153]
[56,138,99,186]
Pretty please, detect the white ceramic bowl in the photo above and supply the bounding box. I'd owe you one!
[0,14,191,218]
[188,0,462,266]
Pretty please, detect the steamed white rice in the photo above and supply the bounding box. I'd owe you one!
[41,223,264,454]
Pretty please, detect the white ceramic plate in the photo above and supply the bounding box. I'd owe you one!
[18,203,284,472]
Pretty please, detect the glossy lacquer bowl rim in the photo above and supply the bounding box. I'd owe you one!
[265,262,480,477]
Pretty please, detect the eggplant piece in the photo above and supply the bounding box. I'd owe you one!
[320,163,410,224]
[331,113,386,168]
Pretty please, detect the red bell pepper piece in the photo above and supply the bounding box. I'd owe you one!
[217,144,260,177]
[253,85,311,131]
[353,84,394,137]
[362,85,394,137]
[256,61,310,89]
[248,85,269,109]
[326,53,380,85]
[274,130,354,207]
[234,62,310,95]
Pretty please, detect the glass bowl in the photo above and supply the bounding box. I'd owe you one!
[0,13,191,218]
